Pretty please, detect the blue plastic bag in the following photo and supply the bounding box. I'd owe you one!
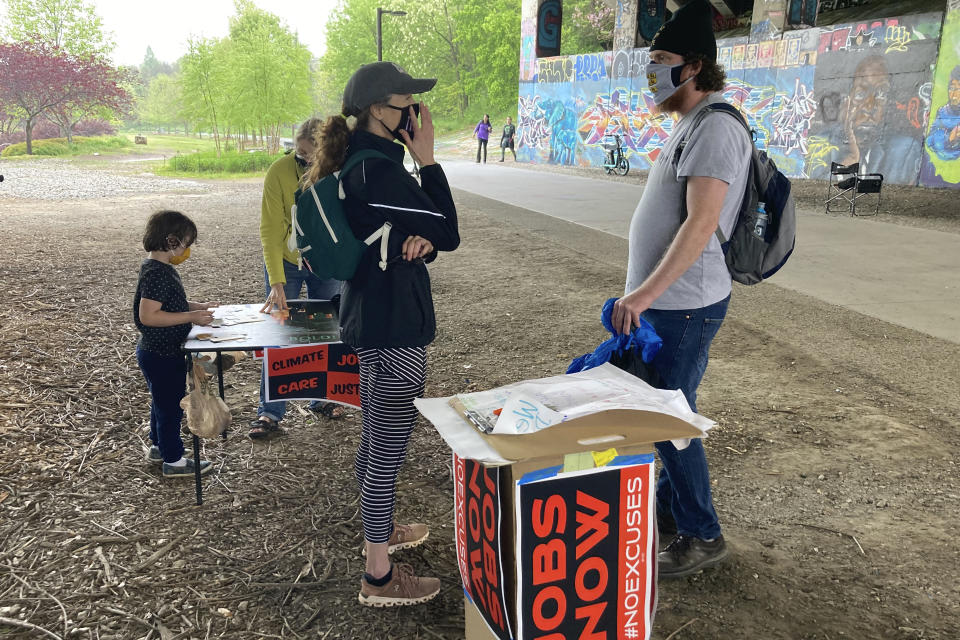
[567,298,662,374]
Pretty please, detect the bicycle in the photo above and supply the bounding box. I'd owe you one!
[601,134,630,176]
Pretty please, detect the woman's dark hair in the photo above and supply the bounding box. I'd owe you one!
[303,101,387,187]
[142,210,197,252]
[683,53,727,93]
[483,114,490,123]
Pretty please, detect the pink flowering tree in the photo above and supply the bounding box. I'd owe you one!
[0,41,131,153]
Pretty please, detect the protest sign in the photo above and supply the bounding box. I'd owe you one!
[264,343,360,407]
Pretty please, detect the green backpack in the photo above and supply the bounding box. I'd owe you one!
[288,150,392,280]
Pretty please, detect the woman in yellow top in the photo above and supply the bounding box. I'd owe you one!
[252,118,344,439]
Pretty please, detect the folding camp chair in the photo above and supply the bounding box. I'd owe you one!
[825,162,883,216]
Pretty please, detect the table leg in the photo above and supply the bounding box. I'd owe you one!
[186,353,203,506]
[217,353,227,440]
[193,432,202,506]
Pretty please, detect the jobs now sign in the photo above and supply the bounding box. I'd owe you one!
[454,455,512,640]
[263,344,360,407]
[515,462,656,640]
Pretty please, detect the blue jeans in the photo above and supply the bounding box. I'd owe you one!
[257,261,341,422]
[137,347,188,463]
[641,295,730,540]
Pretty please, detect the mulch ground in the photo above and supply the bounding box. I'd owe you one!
[1,156,959,639]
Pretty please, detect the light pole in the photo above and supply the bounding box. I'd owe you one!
[376,7,407,61]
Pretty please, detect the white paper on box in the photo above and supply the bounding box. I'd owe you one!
[417,364,715,452]
[415,397,513,465]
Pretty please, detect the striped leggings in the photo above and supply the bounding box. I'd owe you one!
[354,346,427,544]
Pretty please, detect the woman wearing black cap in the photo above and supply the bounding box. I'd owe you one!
[302,62,459,607]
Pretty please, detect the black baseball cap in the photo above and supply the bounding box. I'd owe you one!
[341,62,437,117]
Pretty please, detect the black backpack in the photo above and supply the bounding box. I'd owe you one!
[675,103,797,285]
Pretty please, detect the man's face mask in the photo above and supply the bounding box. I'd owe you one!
[295,154,309,168]
[645,62,693,106]
[381,103,420,141]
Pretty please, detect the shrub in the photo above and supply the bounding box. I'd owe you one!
[0,135,130,157]
[159,150,284,175]
[0,119,116,146]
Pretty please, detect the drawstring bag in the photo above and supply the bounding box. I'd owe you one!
[180,363,231,438]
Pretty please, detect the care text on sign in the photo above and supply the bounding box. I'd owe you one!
[264,343,360,407]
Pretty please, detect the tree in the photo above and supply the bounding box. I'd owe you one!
[139,73,183,133]
[0,101,24,137]
[454,0,521,114]
[1,0,115,57]
[315,0,521,122]
[140,46,175,86]
[0,41,111,153]
[46,56,132,142]
[226,0,312,152]
[179,37,229,154]
[559,0,615,54]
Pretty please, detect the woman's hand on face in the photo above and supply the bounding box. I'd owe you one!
[401,235,434,261]
[399,102,435,167]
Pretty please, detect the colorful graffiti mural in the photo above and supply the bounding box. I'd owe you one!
[517,10,956,188]
[920,4,960,188]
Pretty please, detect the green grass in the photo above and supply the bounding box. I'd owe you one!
[0,135,130,157]
[155,149,284,177]
[120,132,222,155]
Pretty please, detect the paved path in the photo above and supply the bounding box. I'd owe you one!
[442,159,960,344]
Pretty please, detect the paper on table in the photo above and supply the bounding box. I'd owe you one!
[214,305,267,327]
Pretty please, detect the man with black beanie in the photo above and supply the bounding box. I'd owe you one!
[611,0,752,578]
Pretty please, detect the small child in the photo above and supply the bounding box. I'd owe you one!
[134,210,217,478]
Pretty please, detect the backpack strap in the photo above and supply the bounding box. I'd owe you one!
[674,102,754,245]
[337,149,395,272]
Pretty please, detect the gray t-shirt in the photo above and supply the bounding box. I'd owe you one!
[626,94,752,310]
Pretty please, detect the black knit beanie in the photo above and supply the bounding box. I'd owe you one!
[650,0,717,62]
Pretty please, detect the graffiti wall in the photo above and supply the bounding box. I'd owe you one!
[517,11,954,187]
[920,2,960,188]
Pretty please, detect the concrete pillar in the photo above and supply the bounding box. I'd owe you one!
[520,0,538,81]
[613,0,639,50]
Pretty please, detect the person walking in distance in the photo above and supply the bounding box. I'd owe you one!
[303,61,460,606]
[499,116,516,162]
[610,0,752,578]
[474,114,492,163]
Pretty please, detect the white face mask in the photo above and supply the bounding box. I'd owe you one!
[645,62,693,105]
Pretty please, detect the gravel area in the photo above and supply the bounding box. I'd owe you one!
[0,158,209,200]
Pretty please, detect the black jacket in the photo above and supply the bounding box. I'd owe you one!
[339,130,460,348]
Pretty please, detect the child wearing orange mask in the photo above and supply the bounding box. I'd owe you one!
[134,210,218,477]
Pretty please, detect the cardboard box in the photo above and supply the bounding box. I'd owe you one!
[418,377,706,640]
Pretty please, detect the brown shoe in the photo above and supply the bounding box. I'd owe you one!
[387,522,429,554]
[362,522,429,556]
[358,563,441,607]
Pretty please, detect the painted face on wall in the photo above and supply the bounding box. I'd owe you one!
[847,57,890,136]
[948,78,960,108]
